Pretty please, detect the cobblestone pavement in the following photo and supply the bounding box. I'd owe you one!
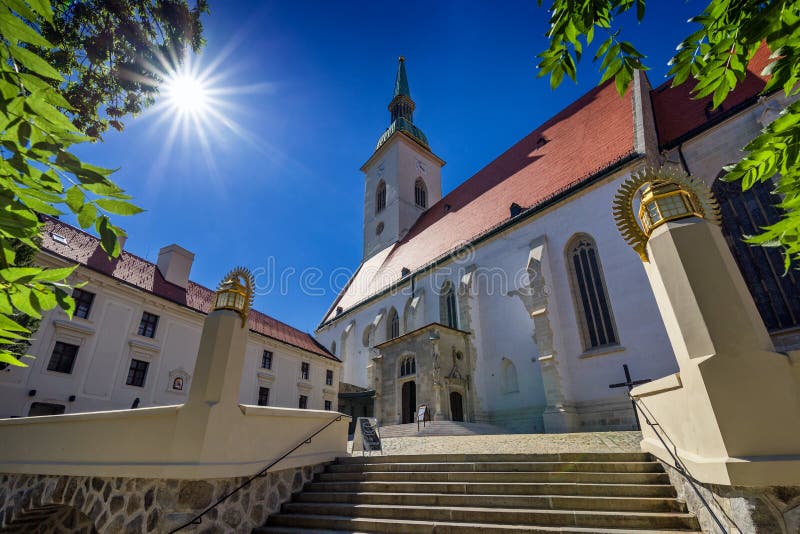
[348,431,642,455]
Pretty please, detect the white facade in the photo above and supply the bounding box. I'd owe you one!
[0,249,340,418]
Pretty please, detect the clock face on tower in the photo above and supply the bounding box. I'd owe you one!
[416,160,426,174]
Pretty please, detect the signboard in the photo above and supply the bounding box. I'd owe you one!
[417,404,431,430]
[352,417,382,456]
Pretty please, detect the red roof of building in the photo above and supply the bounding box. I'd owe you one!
[651,45,774,148]
[323,80,639,323]
[40,217,337,361]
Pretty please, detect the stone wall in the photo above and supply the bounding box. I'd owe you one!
[0,463,325,533]
[662,462,800,534]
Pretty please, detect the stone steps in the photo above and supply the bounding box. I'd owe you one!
[256,453,700,533]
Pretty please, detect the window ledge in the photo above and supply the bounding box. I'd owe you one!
[323,386,337,395]
[579,344,625,360]
[258,371,276,384]
[297,380,313,392]
[128,338,161,354]
[53,319,95,336]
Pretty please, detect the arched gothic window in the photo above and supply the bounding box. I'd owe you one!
[713,178,800,330]
[399,356,416,377]
[387,307,400,340]
[500,358,519,393]
[414,178,427,209]
[566,234,618,350]
[403,297,414,333]
[375,180,386,214]
[439,282,458,329]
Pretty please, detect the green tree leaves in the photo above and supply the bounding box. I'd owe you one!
[0,0,144,368]
[537,0,800,265]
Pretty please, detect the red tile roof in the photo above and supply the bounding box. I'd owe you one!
[651,45,774,148]
[323,80,638,323]
[40,217,337,361]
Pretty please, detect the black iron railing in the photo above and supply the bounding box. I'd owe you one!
[632,395,738,534]
[168,414,343,533]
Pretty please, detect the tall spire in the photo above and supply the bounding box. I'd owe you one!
[393,56,410,98]
[377,56,429,151]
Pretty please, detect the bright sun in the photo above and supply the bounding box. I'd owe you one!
[164,71,210,115]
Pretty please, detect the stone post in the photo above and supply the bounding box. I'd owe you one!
[632,216,800,486]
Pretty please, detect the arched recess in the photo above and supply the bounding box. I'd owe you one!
[375,180,387,214]
[712,177,800,331]
[565,233,618,350]
[500,358,519,394]
[414,178,428,209]
[403,297,414,333]
[439,281,458,329]
[387,307,400,340]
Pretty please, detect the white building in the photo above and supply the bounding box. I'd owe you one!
[0,217,341,418]
[315,52,800,433]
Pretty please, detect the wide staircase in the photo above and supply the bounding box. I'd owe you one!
[257,452,701,533]
[377,421,508,438]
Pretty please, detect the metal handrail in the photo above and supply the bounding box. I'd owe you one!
[632,395,734,534]
[168,414,343,533]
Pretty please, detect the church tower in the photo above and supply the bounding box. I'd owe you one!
[361,57,445,259]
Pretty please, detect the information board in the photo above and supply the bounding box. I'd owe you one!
[417,404,431,430]
[352,417,382,455]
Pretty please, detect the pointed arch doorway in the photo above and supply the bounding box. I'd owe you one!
[401,381,416,424]
[449,391,464,422]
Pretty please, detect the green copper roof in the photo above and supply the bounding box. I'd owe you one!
[376,57,429,152]
[394,56,410,98]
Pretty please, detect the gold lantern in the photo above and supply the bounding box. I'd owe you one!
[613,167,720,262]
[213,267,255,327]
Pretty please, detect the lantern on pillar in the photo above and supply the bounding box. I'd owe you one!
[213,267,255,327]
[613,166,720,262]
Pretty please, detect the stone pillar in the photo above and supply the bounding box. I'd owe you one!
[430,338,446,421]
[171,308,249,463]
[632,217,800,486]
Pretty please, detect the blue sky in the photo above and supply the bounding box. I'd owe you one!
[70,1,700,333]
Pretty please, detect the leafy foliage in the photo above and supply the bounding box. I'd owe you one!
[0,0,144,367]
[537,0,800,266]
[36,0,208,138]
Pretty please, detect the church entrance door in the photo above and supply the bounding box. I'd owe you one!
[401,381,416,424]
[449,392,464,422]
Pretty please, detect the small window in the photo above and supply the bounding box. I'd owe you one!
[261,350,273,369]
[414,178,427,209]
[72,288,95,319]
[47,342,79,374]
[28,402,65,416]
[137,312,159,338]
[399,356,416,377]
[126,359,149,387]
[326,369,334,386]
[387,307,400,339]
[50,232,68,245]
[258,387,270,406]
[324,400,333,411]
[375,180,387,214]
[172,376,184,391]
[300,362,310,380]
[376,222,384,235]
[299,395,308,409]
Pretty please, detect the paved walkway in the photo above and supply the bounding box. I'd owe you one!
[348,431,642,455]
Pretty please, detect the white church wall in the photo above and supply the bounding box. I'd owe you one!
[0,259,340,418]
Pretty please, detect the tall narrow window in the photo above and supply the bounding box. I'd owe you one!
[258,387,270,406]
[261,350,273,370]
[387,307,400,339]
[126,359,149,387]
[47,342,79,374]
[137,312,159,338]
[300,362,310,380]
[324,400,333,411]
[326,369,334,386]
[713,179,800,331]
[414,178,427,209]
[375,180,386,214]
[566,234,618,350]
[72,288,95,319]
[439,282,458,329]
[299,395,308,409]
